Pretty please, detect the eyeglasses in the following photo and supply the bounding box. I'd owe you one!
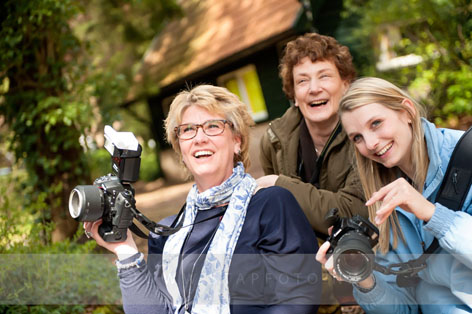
[175,119,233,140]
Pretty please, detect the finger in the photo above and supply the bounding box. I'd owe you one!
[83,222,93,238]
[365,189,387,206]
[365,180,400,206]
[376,198,397,216]
[332,272,344,282]
[374,212,388,225]
[327,226,333,236]
[90,219,103,234]
[375,199,398,224]
[375,187,406,222]
[367,177,411,207]
[325,258,343,281]
[324,256,336,277]
[315,241,331,264]
[84,222,93,233]
[83,222,91,231]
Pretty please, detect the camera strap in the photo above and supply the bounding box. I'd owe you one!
[129,203,187,238]
[374,126,472,287]
[129,203,228,238]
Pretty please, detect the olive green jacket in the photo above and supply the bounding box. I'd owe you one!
[259,106,367,235]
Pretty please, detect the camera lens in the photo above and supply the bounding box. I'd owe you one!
[68,185,104,221]
[333,233,375,283]
[337,249,370,274]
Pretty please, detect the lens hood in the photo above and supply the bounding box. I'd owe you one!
[69,185,104,221]
[333,232,375,283]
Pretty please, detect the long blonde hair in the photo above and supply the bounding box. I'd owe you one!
[339,77,429,253]
[164,85,254,170]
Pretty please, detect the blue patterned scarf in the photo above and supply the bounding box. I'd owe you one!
[162,162,257,314]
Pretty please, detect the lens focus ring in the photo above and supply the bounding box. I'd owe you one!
[68,185,104,221]
[333,233,375,283]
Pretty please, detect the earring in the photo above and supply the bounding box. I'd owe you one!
[408,119,412,124]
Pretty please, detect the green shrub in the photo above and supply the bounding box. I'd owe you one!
[0,170,124,313]
[139,145,160,182]
[87,148,112,182]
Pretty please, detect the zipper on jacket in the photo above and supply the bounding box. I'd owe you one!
[317,121,342,161]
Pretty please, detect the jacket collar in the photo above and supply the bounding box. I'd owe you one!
[269,106,303,137]
[269,106,348,152]
[423,118,445,200]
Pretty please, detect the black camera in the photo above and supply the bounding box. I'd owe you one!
[69,126,142,242]
[325,208,379,283]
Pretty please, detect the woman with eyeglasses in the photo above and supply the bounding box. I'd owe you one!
[85,85,321,314]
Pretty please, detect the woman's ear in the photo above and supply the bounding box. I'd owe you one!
[234,135,242,155]
[401,98,417,119]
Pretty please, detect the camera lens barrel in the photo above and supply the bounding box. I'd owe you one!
[68,185,104,221]
[333,233,375,283]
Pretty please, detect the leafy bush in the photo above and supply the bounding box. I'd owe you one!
[340,0,472,127]
[139,144,160,182]
[0,170,123,313]
[87,148,112,182]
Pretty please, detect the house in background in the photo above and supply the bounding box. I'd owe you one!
[127,0,344,180]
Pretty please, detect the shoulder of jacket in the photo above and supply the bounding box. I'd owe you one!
[265,106,301,143]
[325,124,351,153]
[422,119,463,168]
[266,127,278,144]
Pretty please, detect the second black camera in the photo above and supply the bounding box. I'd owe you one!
[325,208,379,283]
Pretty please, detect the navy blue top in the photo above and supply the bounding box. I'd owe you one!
[118,186,321,314]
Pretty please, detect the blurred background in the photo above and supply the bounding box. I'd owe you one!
[1,0,471,312]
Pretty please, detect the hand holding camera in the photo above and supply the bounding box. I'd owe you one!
[69,125,142,242]
[84,219,138,260]
[69,125,183,247]
[316,208,379,286]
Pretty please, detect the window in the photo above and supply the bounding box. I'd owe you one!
[218,65,268,122]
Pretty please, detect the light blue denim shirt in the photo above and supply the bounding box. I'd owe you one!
[354,119,472,313]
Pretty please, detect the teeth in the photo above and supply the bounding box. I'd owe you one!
[310,100,328,106]
[376,143,392,156]
[195,150,213,158]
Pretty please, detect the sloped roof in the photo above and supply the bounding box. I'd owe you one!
[132,0,303,95]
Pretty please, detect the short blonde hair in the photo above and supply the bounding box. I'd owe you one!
[339,77,428,253]
[164,85,254,169]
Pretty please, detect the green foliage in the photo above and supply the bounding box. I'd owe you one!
[340,0,472,127]
[87,148,113,181]
[0,252,121,304]
[0,0,93,240]
[74,0,182,128]
[139,144,160,182]
[0,0,179,242]
[0,305,88,314]
[0,0,180,310]
[0,170,123,312]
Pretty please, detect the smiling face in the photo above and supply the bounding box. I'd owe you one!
[293,57,349,128]
[341,102,414,176]
[179,105,241,192]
